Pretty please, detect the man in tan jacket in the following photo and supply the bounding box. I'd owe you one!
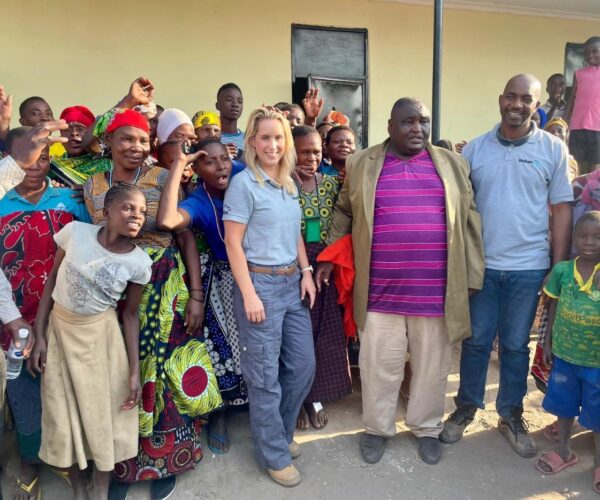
[317,98,484,465]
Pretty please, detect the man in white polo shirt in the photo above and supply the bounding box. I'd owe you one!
[441,74,573,458]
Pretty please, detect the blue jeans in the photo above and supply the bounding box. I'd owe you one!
[233,271,315,470]
[456,268,547,418]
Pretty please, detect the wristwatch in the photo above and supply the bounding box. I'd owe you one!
[300,265,314,274]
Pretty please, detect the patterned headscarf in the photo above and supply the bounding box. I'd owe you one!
[93,108,149,138]
[192,111,220,129]
[544,117,569,132]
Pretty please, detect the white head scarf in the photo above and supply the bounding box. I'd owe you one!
[157,108,193,144]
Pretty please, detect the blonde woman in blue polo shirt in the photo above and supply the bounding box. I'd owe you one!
[223,107,316,488]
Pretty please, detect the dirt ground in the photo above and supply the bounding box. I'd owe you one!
[1,336,598,500]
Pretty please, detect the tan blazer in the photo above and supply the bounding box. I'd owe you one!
[327,140,485,344]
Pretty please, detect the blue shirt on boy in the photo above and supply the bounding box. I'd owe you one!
[0,180,91,222]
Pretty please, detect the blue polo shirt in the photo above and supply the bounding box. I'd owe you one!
[222,166,301,266]
[464,123,573,270]
[178,162,244,261]
[0,179,91,222]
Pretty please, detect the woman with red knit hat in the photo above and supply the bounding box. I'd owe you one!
[83,107,221,500]
[59,105,95,158]
[50,105,115,186]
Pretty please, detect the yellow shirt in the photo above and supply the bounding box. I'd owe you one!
[49,142,66,158]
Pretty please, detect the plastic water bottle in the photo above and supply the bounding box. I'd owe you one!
[6,328,29,380]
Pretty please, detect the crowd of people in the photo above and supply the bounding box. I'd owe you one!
[0,35,598,500]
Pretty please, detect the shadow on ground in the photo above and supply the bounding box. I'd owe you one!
[1,341,597,499]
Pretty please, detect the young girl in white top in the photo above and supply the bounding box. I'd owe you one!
[31,183,152,500]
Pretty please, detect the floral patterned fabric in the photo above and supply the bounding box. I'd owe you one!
[0,210,75,347]
[298,174,340,244]
[200,255,248,406]
[138,245,222,435]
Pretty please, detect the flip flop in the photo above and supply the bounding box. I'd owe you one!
[50,468,72,486]
[16,476,41,500]
[593,466,600,495]
[535,451,578,475]
[207,429,230,455]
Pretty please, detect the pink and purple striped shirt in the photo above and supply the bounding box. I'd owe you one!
[367,150,447,317]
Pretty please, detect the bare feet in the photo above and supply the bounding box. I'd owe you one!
[305,402,328,430]
[296,406,310,430]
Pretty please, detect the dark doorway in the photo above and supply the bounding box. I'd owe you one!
[291,24,369,148]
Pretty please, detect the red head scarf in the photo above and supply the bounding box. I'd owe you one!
[106,108,149,134]
[59,105,95,128]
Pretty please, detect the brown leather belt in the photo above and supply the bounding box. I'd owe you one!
[248,263,298,276]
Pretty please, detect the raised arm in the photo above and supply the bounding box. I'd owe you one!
[157,150,203,230]
[82,77,156,154]
[0,85,13,142]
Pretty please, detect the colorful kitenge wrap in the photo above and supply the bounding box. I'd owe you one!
[200,252,248,406]
[298,176,352,403]
[0,208,77,462]
[93,108,149,138]
[84,168,222,483]
[192,111,220,129]
[50,154,112,186]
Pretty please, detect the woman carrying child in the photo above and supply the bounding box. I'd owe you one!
[223,108,316,487]
[536,211,600,495]
[292,125,352,430]
[30,183,152,500]
[157,137,248,454]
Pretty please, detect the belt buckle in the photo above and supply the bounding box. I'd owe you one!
[282,264,293,276]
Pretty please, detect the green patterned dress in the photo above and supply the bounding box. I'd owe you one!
[84,166,222,482]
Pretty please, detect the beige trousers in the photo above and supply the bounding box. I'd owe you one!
[359,311,451,438]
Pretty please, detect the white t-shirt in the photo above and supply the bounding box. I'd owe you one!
[52,222,153,315]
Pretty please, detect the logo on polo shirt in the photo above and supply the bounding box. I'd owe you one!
[518,158,543,169]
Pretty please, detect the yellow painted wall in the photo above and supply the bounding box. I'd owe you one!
[1,0,599,145]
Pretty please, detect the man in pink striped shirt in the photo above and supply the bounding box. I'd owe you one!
[317,98,484,466]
